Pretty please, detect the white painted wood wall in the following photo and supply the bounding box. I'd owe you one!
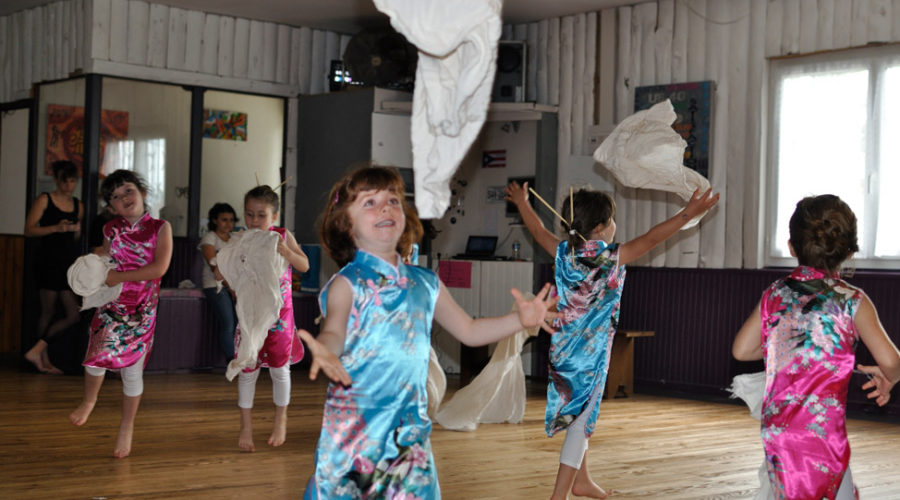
[4,0,900,266]
[506,0,900,269]
[0,0,352,102]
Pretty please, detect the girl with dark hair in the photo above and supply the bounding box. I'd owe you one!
[733,194,900,499]
[299,166,558,499]
[199,202,239,360]
[23,160,84,374]
[70,169,173,459]
[506,180,718,499]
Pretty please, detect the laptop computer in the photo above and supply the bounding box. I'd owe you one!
[453,235,499,260]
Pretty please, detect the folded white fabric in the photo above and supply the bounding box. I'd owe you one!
[728,371,771,499]
[593,99,711,228]
[435,298,539,431]
[216,229,287,381]
[426,346,447,419]
[67,253,122,310]
[373,0,502,218]
[727,371,766,420]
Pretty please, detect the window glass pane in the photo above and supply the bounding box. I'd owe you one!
[200,91,283,235]
[35,78,86,199]
[773,70,869,257]
[875,65,900,257]
[100,78,192,236]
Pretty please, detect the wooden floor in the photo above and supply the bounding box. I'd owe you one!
[2,367,899,499]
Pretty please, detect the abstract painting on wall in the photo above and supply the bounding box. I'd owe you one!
[203,109,247,141]
[45,104,129,176]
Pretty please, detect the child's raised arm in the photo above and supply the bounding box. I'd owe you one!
[434,282,558,347]
[854,293,900,406]
[505,181,561,256]
[279,229,311,272]
[732,303,763,361]
[296,276,352,386]
[105,221,173,286]
[619,188,719,265]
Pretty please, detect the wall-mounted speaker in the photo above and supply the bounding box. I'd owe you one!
[492,41,526,102]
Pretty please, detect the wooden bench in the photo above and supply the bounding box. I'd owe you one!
[605,330,655,399]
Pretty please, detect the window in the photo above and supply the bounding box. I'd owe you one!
[767,45,900,269]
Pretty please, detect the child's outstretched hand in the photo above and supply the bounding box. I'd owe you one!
[297,329,352,386]
[857,364,894,406]
[683,188,720,220]
[505,181,529,208]
[511,283,560,334]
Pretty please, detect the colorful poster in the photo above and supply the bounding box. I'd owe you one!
[634,81,714,178]
[203,109,247,141]
[45,104,129,176]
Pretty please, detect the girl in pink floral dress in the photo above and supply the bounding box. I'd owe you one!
[69,170,173,459]
[733,195,900,499]
[235,185,309,452]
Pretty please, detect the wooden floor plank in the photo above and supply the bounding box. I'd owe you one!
[1,367,898,499]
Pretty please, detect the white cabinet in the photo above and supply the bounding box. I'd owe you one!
[432,260,534,374]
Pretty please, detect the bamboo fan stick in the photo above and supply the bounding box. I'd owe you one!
[528,187,587,242]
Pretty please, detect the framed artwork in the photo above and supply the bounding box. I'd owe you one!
[203,109,247,141]
[45,104,129,176]
[634,81,714,178]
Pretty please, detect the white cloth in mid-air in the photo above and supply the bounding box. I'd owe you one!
[216,229,287,381]
[435,302,539,431]
[593,99,711,228]
[373,0,502,219]
[67,253,122,310]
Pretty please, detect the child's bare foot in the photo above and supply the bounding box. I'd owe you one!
[239,424,255,452]
[267,407,287,447]
[41,351,63,375]
[69,399,96,426]
[114,422,134,458]
[572,479,611,499]
[24,347,47,372]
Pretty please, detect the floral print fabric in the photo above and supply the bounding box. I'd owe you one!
[83,213,164,370]
[760,266,862,500]
[305,250,441,500]
[545,240,625,437]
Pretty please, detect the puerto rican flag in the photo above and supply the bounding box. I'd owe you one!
[482,149,506,168]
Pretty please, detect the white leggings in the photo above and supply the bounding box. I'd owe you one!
[559,380,605,469]
[84,351,147,397]
[237,364,291,409]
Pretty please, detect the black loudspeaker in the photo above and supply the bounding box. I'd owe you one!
[493,41,526,102]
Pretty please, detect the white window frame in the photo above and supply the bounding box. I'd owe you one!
[766,44,900,270]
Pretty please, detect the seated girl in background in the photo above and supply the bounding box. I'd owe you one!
[199,202,239,361]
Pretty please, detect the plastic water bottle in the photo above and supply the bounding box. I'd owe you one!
[511,240,521,261]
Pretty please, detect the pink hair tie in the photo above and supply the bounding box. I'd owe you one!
[333,192,339,205]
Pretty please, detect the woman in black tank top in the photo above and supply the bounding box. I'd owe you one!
[23,161,84,374]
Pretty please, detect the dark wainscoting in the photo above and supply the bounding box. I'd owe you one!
[161,237,204,289]
[147,290,321,373]
[0,235,25,355]
[618,267,900,417]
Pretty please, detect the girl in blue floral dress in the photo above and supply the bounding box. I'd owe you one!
[298,166,558,500]
[506,181,718,500]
